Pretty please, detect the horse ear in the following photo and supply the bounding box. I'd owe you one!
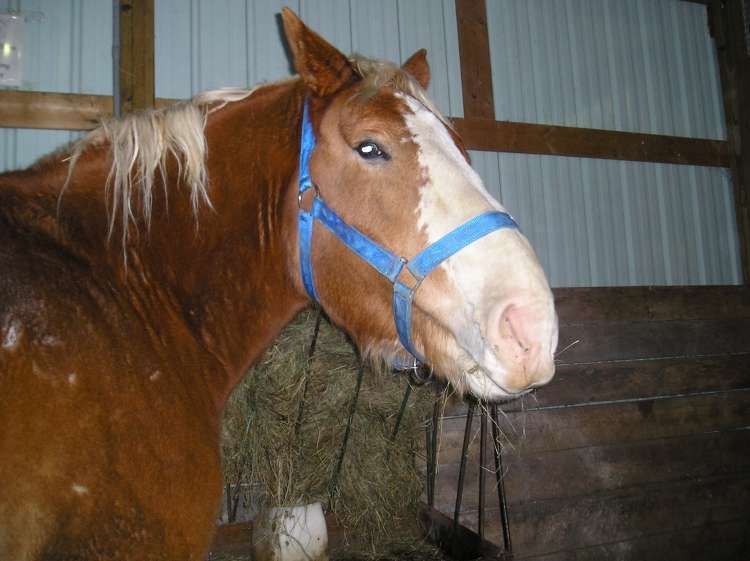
[402,49,430,89]
[281,8,356,97]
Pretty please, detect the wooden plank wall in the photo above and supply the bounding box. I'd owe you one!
[434,286,750,559]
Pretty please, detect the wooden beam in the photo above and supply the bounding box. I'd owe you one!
[709,0,750,283]
[419,504,505,560]
[455,0,495,120]
[505,355,750,413]
[552,286,750,322]
[0,89,730,171]
[0,91,175,130]
[453,117,731,168]
[0,90,731,170]
[0,91,112,130]
[118,0,155,114]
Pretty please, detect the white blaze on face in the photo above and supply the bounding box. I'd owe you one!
[399,94,557,400]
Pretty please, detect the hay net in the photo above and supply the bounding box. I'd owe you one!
[221,310,445,558]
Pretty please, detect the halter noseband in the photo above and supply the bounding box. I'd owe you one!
[297,99,519,365]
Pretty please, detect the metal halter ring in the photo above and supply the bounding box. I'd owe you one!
[298,182,320,207]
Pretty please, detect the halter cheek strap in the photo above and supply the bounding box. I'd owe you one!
[298,100,320,303]
[297,99,519,364]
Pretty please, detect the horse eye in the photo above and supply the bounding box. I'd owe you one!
[355,141,389,161]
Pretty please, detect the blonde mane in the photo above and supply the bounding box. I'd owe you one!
[64,55,446,249]
[64,88,255,248]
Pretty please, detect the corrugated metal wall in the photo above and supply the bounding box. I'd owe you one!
[153,0,463,116]
[0,0,111,170]
[0,0,741,286]
[489,0,725,138]
[476,0,741,286]
[473,152,739,286]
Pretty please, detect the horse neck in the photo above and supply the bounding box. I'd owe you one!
[139,81,309,396]
[0,82,308,406]
[27,81,309,405]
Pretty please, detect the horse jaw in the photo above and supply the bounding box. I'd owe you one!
[399,94,559,401]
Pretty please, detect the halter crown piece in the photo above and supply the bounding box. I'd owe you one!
[297,99,519,366]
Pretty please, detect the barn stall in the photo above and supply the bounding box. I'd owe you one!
[0,0,748,560]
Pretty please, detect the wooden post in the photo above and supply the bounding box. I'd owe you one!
[118,0,155,114]
[455,0,495,120]
[709,0,750,283]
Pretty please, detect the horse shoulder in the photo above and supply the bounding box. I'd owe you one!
[0,190,222,560]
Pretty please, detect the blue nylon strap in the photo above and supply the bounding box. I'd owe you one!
[298,100,316,194]
[407,211,518,279]
[313,197,405,282]
[298,210,319,302]
[393,281,423,362]
[298,99,321,302]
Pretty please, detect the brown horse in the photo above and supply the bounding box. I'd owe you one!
[0,9,557,561]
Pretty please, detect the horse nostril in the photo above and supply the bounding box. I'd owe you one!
[498,304,530,355]
[489,298,556,390]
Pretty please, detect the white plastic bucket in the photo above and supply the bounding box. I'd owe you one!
[252,502,328,561]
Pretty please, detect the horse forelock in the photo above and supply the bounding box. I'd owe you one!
[349,54,453,132]
[63,87,257,249]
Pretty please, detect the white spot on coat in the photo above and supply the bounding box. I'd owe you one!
[149,370,161,382]
[41,334,62,347]
[67,373,77,385]
[1,318,22,351]
[71,484,89,495]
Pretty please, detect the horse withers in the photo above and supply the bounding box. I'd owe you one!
[0,9,557,560]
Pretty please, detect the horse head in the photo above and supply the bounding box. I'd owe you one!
[282,10,558,401]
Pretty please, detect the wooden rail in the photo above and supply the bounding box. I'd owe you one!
[453,118,730,168]
[0,89,731,170]
[0,91,174,130]
[0,91,112,130]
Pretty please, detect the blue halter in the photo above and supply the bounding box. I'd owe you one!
[297,99,519,364]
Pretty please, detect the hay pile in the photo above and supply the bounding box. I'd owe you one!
[221,310,443,557]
